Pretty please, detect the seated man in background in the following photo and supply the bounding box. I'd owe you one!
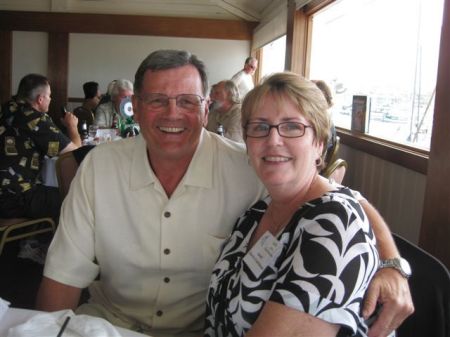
[0,73,80,221]
[37,50,413,337]
[94,78,133,128]
[73,81,101,134]
[206,80,243,142]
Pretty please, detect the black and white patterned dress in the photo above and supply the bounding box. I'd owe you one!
[205,187,379,337]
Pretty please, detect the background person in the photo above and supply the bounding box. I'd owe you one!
[231,56,258,98]
[205,72,380,337]
[206,80,243,142]
[0,74,80,221]
[73,81,101,135]
[94,78,133,128]
[36,50,412,337]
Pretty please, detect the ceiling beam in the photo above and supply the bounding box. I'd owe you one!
[212,0,260,21]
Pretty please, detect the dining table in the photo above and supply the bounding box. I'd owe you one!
[0,307,151,337]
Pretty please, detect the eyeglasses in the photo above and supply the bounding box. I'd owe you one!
[245,122,312,138]
[137,93,205,112]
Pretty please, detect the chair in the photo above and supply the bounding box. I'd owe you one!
[0,217,55,256]
[55,146,94,199]
[393,233,450,337]
[55,151,79,199]
[321,135,348,183]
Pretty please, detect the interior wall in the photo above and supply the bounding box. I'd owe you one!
[11,31,48,93]
[340,143,426,244]
[11,31,250,98]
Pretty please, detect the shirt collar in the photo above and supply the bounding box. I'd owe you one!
[129,129,213,190]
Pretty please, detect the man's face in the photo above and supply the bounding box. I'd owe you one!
[36,85,52,113]
[132,65,208,163]
[209,82,228,112]
[244,59,258,75]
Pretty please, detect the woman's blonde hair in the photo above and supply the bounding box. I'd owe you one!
[241,72,330,155]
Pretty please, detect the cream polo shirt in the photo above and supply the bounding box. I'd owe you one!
[44,130,266,337]
[231,70,254,98]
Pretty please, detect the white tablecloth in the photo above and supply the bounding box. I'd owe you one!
[0,308,151,337]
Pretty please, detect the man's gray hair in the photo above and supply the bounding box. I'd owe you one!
[134,49,209,96]
[111,79,134,97]
[221,80,241,104]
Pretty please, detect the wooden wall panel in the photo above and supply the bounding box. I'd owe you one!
[0,30,12,103]
[420,0,450,268]
[47,32,68,128]
[0,10,257,40]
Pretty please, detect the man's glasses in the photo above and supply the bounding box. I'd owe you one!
[137,93,205,112]
[245,122,312,138]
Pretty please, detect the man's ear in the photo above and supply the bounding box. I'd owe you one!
[131,95,140,123]
[202,98,210,127]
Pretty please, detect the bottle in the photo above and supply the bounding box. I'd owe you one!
[217,124,224,136]
[81,120,89,145]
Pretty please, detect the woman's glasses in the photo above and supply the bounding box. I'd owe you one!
[245,122,312,138]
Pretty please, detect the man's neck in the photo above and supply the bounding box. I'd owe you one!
[147,150,193,198]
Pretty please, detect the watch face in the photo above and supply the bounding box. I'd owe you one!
[399,258,412,276]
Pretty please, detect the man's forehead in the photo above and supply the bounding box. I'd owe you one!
[143,66,203,90]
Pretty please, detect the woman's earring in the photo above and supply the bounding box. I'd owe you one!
[315,156,324,167]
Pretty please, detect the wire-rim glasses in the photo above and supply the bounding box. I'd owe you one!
[136,93,205,112]
[245,121,312,138]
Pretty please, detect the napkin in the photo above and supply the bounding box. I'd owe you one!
[7,309,123,337]
[0,298,10,322]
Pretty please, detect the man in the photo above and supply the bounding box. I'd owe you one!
[37,50,413,337]
[94,78,133,128]
[231,56,258,98]
[206,80,243,142]
[74,81,101,134]
[0,74,80,221]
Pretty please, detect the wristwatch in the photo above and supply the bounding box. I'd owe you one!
[379,257,412,278]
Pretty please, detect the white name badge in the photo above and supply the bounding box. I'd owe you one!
[243,231,283,278]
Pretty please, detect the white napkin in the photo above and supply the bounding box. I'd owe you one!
[0,298,10,322]
[7,309,123,337]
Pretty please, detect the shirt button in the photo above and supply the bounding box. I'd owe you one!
[164,211,171,218]
[164,277,170,283]
[156,310,163,316]
[163,248,171,255]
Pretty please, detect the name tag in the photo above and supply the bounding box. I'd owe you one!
[243,231,283,278]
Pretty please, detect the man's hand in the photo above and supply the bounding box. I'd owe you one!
[363,268,414,337]
[61,111,78,130]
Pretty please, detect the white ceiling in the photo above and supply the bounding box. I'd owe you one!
[0,0,286,22]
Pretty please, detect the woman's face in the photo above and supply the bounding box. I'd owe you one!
[245,93,323,192]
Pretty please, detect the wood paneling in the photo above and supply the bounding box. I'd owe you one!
[47,32,68,128]
[0,10,257,40]
[285,0,308,75]
[0,30,12,102]
[420,0,450,268]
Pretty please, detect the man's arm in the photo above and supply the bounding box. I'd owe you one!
[60,111,82,149]
[360,199,415,337]
[36,276,82,311]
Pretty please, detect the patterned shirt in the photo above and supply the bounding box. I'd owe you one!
[205,187,379,337]
[0,99,70,198]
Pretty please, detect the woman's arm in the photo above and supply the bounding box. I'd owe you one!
[246,301,339,337]
[359,199,415,337]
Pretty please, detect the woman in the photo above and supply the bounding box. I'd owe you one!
[204,73,379,337]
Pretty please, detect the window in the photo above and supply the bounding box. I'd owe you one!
[260,35,286,80]
[309,0,444,151]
